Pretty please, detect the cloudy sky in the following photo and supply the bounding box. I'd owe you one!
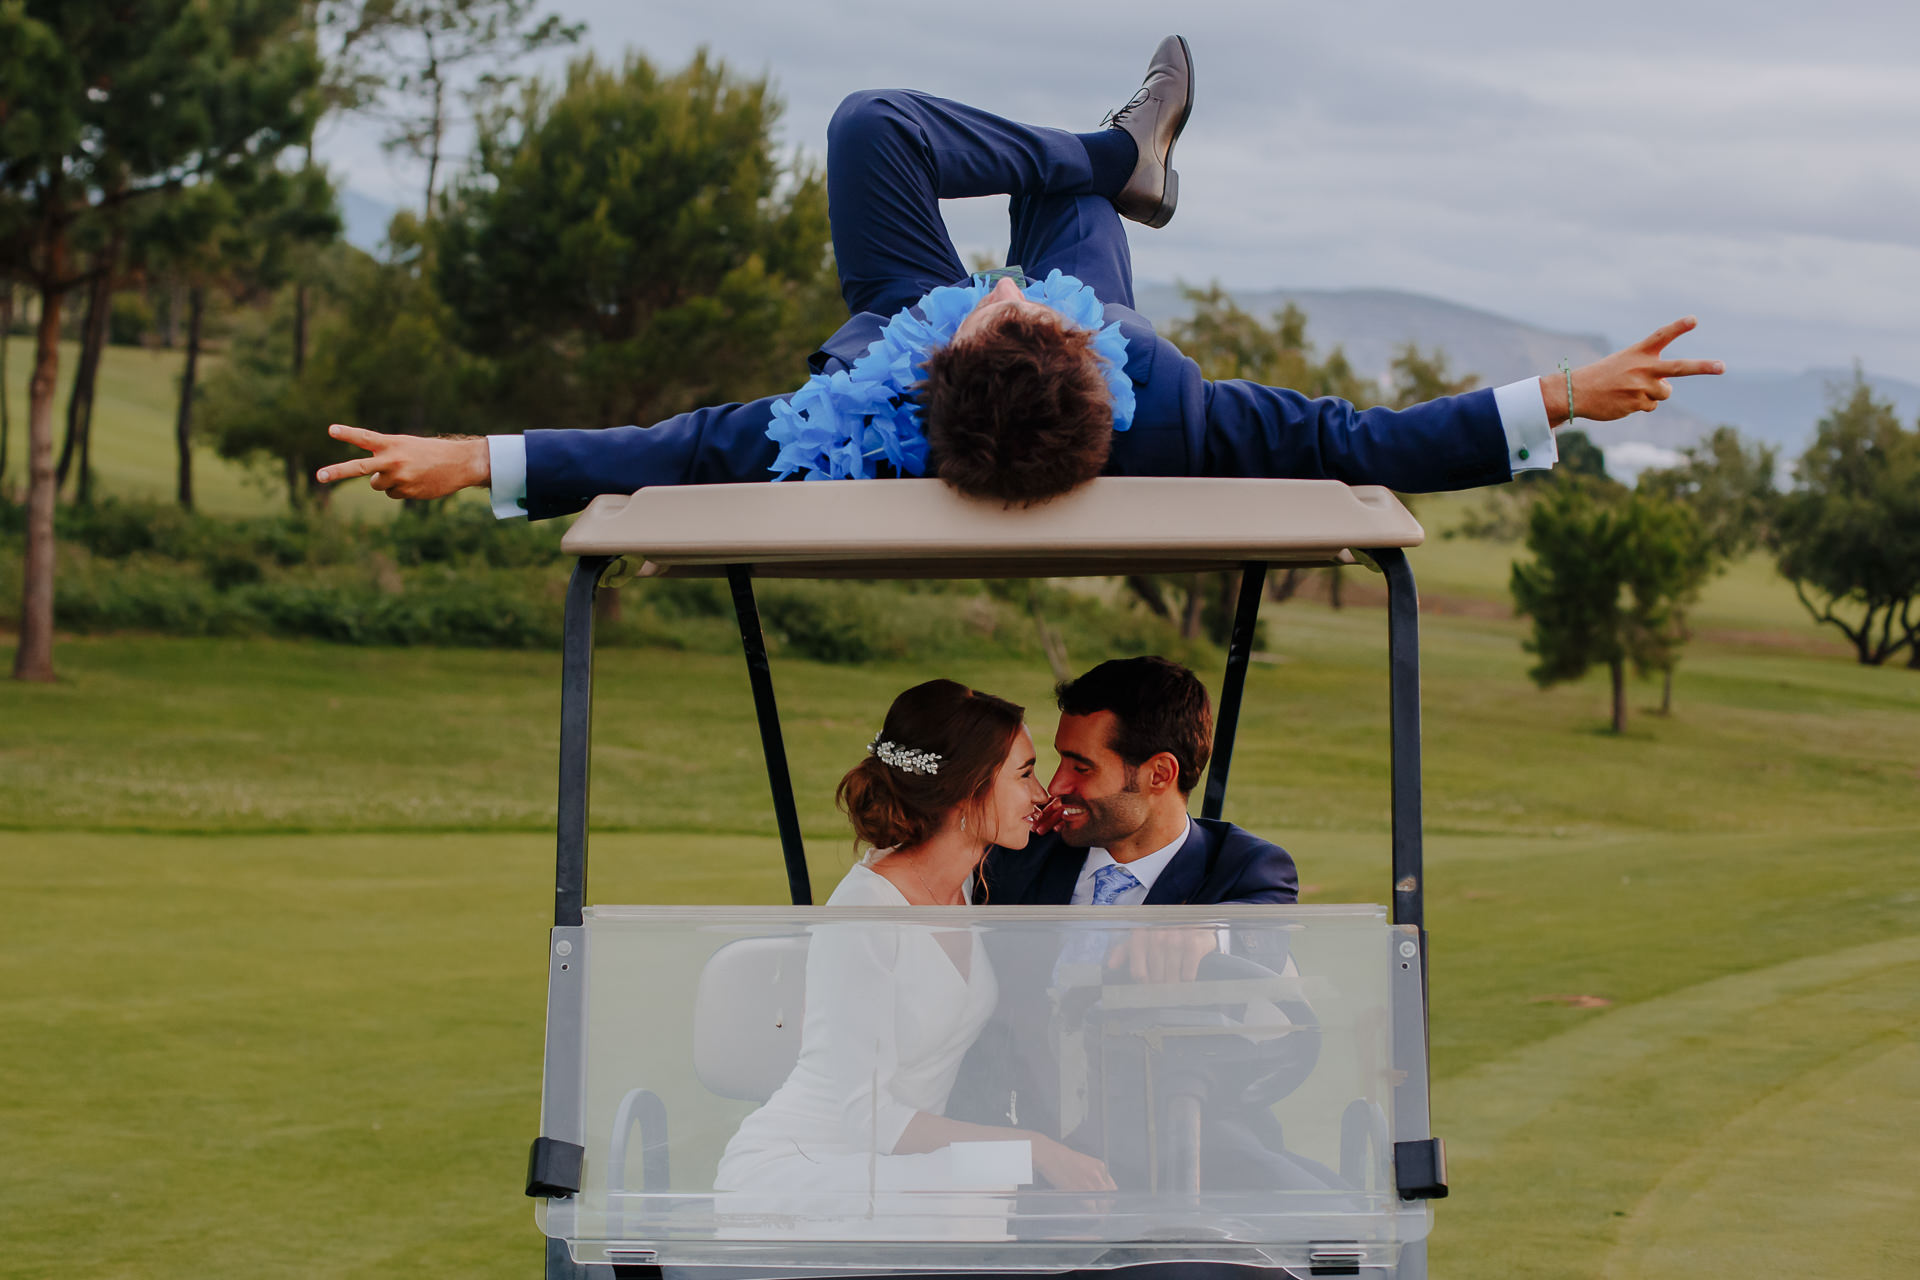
[315,0,1920,381]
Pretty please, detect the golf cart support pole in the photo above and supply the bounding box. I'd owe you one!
[536,554,613,1280]
[1371,547,1424,935]
[1201,562,1268,822]
[555,555,614,928]
[726,564,813,907]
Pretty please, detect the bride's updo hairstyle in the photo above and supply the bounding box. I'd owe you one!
[837,679,1025,851]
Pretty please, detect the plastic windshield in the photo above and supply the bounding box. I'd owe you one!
[536,904,1432,1272]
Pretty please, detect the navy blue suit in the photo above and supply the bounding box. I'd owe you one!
[951,820,1340,1280]
[982,816,1299,910]
[953,818,1302,1140]
[520,91,1513,519]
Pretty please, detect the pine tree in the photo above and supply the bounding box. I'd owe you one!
[0,0,321,680]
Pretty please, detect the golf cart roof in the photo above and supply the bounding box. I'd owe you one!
[560,477,1423,579]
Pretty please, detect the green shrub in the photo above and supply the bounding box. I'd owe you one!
[109,292,155,347]
[2,496,1206,663]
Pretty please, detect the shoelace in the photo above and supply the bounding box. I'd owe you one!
[1101,87,1153,128]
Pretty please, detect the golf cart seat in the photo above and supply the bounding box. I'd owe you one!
[606,934,808,1195]
[526,477,1448,1278]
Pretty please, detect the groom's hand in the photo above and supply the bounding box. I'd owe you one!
[1542,317,1724,425]
[315,424,491,500]
[1109,926,1217,984]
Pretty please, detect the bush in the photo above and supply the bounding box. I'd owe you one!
[109,293,155,347]
[1,496,1203,663]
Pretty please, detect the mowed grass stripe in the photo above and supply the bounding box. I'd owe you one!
[4,611,1916,838]
[1602,1034,1920,1278]
[1436,938,1920,1276]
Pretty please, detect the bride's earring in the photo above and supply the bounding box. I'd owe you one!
[960,814,967,833]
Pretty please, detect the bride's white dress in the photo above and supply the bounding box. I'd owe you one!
[714,857,1014,1233]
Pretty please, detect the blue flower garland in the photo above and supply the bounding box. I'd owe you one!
[767,270,1136,482]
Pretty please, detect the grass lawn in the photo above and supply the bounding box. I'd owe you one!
[4,593,1917,1278]
[1,337,393,519]
[2,361,1915,1274]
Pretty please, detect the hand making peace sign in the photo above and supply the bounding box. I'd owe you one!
[1545,316,1724,425]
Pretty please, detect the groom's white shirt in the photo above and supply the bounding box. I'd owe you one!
[1067,818,1192,906]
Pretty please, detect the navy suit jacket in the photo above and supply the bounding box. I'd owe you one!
[947,818,1299,1147]
[520,302,1512,519]
[980,815,1299,908]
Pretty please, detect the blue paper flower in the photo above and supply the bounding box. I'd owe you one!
[766,269,1136,482]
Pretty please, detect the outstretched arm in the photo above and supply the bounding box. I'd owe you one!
[1199,316,1723,491]
[314,396,788,517]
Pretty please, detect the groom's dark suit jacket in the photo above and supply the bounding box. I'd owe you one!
[950,819,1300,1151]
[518,302,1514,519]
[980,816,1299,910]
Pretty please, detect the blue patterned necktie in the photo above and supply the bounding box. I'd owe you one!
[1089,863,1142,905]
[1056,863,1144,981]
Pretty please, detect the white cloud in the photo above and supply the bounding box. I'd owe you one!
[1603,441,1687,482]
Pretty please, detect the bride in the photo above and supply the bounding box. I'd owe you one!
[715,679,1115,1203]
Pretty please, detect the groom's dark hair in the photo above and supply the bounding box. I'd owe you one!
[918,310,1114,505]
[1056,657,1212,795]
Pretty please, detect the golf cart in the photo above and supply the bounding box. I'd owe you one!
[524,477,1447,1279]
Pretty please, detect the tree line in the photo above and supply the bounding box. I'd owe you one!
[1,1,839,681]
[1509,372,1920,733]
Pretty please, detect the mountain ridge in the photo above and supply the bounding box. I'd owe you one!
[1131,281,1920,463]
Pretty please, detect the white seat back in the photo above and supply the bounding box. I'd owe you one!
[692,934,808,1101]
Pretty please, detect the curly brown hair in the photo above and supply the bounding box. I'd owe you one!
[917,310,1115,504]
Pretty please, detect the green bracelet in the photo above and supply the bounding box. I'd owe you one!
[1558,359,1576,425]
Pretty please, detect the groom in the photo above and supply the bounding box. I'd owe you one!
[954,656,1322,1197]
[982,655,1296,917]
[313,36,1722,510]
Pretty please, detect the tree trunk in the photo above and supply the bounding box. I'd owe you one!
[292,282,307,375]
[1268,568,1303,604]
[56,260,114,504]
[1210,572,1238,646]
[1027,585,1071,684]
[1328,565,1343,610]
[162,281,183,348]
[1125,574,1170,619]
[1181,573,1205,640]
[0,285,12,494]
[422,33,444,213]
[1609,658,1626,734]
[282,453,306,512]
[175,286,204,509]
[13,272,65,682]
[54,275,100,489]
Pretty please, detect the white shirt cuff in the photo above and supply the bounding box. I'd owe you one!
[487,435,529,519]
[1492,378,1557,475]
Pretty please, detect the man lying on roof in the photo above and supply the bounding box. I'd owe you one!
[315,36,1722,515]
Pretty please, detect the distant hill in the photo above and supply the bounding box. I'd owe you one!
[1133,282,1920,466]
[1132,283,1615,388]
[1648,366,1920,454]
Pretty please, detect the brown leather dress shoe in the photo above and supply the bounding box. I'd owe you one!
[1102,34,1194,228]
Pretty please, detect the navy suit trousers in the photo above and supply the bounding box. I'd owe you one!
[825,89,1135,317]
